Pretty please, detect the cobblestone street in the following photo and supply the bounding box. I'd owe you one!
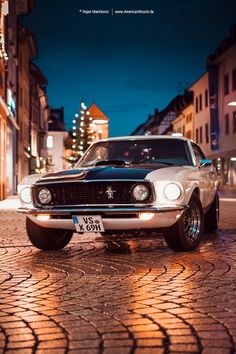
[0,197,236,353]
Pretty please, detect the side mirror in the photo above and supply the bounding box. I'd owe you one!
[200,159,212,167]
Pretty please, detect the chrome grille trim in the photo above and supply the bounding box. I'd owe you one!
[32,180,155,208]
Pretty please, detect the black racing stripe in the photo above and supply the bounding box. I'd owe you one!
[38,165,167,184]
[84,166,152,180]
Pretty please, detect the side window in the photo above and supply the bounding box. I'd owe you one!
[191,144,206,165]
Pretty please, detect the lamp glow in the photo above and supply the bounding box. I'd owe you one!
[20,187,31,204]
[138,213,154,221]
[37,215,50,221]
[164,184,181,201]
[93,119,108,124]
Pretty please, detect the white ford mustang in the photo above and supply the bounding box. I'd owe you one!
[18,136,219,252]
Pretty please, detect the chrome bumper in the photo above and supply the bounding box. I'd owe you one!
[17,205,186,215]
[18,205,186,231]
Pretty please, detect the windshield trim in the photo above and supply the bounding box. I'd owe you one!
[76,139,193,168]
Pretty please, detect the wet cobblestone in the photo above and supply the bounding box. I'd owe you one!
[0,199,236,353]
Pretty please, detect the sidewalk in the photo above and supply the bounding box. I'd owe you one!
[219,190,236,201]
[0,195,21,210]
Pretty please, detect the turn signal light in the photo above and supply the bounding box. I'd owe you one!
[138,213,155,221]
[37,214,50,221]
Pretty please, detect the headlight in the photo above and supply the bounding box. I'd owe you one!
[132,184,149,201]
[18,174,44,186]
[20,187,32,204]
[38,188,52,205]
[164,183,181,201]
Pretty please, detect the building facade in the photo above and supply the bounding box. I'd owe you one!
[188,73,211,155]
[0,0,49,200]
[18,25,37,180]
[6,0,19,195]
[47,108,67,172]
[29,63,49,174]
[132,93,193,137]
[189,27,236,185]
[88,103,109,140]
[171,102,194,139]
[0,0,8,200]
[209,28,236,185]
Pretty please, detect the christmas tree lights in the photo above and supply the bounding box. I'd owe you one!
[71,101,96,162]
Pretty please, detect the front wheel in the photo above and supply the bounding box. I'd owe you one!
[164,193,204,251]
[26,217,73,250]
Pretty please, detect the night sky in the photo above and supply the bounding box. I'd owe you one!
[23,0,236,136]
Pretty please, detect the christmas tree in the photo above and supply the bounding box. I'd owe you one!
[71,102,96,162]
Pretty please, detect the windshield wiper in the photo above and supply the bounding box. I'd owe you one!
[131,159,175,166]
[95,159,126,166]
[153,160,175,165]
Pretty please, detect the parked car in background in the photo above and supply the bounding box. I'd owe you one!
[18,136,219,251]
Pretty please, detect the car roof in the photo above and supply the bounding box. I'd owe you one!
[98,135,191,143]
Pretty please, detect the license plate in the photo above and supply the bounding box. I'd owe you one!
[72,215,104,233]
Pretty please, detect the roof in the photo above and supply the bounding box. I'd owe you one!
[48,107,66,132]
[135,91,193,133]
[88,103,109,121]
[188,72,208,90]
[30,63,48,86]
[98,135,189,142]
[130,122,146,135]
[207,24,236,64]
[19,25,38,59]
[158,92,193,123]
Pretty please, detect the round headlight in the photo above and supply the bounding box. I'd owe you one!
[132,184,149,201]
[38,188,52,205]
[20,187,31,204]
[164,183,181,201]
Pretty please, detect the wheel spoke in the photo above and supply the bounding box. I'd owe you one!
[183,205,201,242]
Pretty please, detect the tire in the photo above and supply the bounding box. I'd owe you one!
[164,193,204,251]
[26,217,73,250]
[204,193,219,233]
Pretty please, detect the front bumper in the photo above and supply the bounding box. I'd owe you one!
[18,205,186,231]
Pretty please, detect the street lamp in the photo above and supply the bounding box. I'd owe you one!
[92,119,108,124]
[227,101,236,106]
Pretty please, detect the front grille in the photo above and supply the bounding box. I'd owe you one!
[32,181,154,206]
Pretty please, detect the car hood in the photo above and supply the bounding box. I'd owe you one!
[36,164,169,184]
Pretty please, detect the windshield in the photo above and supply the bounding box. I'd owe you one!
[77,139,192,167]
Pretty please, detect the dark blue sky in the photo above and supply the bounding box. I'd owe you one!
[23,0,236,136]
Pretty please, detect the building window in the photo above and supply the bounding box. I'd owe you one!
[19,87,23,106]
[196,128,199,143]
[233,68,236,91]
[225,114,229,135]
[196,97,199,113]
[224,74,229,95]
[199,94,202,111]
[0,72,3,89]
[47,136,53,149]
[200,126,203,144]
[205,89,208,107]
[205,123,209,143]
[233,111,236,133]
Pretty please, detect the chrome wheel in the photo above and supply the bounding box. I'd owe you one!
[184,205,201,242]
[164,193,204,251]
